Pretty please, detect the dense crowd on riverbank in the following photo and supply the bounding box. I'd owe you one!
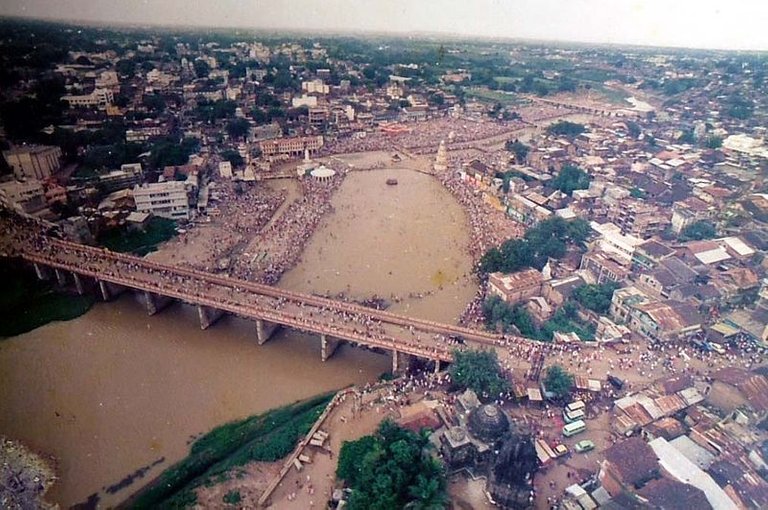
[322,117,525,156]
[233,163,350,284]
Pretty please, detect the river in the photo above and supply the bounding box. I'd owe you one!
[0,167,476,508]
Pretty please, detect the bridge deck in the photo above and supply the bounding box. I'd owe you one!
[25,239,537,363]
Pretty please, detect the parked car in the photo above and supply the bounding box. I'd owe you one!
[607,375,625,390]
[709,342,726,355]
[553,444,569,457]
[574,440,595,453]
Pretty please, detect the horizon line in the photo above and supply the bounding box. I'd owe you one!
[2,13,767,54]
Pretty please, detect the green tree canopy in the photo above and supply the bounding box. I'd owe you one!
[572,282,620,314]
[505,139,530,163]
[148,137,199,169]
[546,120,586,138]
[337,420,447,510]
[449,349,509,399]
[551,164,591,195]
[543,365,574,399]
[226,118,250,140]
[478,217,590,274]
[679,220,716,242]
[193,59,210,78]
[220,149,244,168]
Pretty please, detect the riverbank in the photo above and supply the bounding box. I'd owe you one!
[121,393,333,509]
[98,216,177,256]
[0,257,94,338]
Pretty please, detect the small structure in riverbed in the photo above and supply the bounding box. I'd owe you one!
[434,139,448,172]
[310,166,336,182]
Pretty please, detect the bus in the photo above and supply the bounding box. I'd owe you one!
[562,420,587,437]
[565,400,586,414]
[563,408,586,423]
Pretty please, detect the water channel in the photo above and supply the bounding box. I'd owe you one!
[0,167,476,507]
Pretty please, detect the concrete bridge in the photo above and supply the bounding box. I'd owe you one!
[24,238,518,373]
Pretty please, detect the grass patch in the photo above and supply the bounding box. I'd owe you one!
[98,217,177,256]
[0,258,94,338]
[223,490,241,505]
[465,87,528,106]
[127,393,334,509]
[592,85,631,106]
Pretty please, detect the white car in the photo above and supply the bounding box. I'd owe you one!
[709,342,726,355]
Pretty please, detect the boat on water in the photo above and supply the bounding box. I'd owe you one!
[386,178,398,185]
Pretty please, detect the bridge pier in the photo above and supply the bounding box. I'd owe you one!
[72,273,89,295]
[392,350,412,374]
[98,280,128,301]
[54,268,68,287]
[142,291,174,316]
[320,334,341,362]
[256,319,279,345]
[33,262,51,281]
[197,305,225,330]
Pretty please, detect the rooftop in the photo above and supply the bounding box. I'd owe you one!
[603,436,658,487]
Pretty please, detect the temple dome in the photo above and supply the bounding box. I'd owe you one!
[468,404,509,443]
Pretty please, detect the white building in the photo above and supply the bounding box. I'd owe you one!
[3,145,62,180]
[591,221,644,264]
[301,79,329,94]
[133,181,190,220]
[292,94,318,108]
[0,179,47,213]
[218,161,233,179]
[62,88,114,108]
[95,71,119,88]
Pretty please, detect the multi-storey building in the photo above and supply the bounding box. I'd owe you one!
[133,181,190,220]
[3,145,62,180]
[0,179,47,213]
[608,199,670,239]
[62,88,114,108]
[260,135,324,158]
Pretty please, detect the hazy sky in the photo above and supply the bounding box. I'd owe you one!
[1,0,767,51]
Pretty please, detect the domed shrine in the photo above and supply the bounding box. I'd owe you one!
[468,404,510,443]
[438,390,537,509]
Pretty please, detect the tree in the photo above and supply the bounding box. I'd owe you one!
[220,149,244,168]
[704,135,723,149]
[505,139,530,163]
[226,118,250,140]
[449,349,509,399]
[142,94,166,113]
[337,420,446,510]
[478,217,589,274]
[573,282,620,314]
[679,220,716,242]
[551,164,591,195]
[193,59,210,78]
[546,121,586,138]
[115,59,136,78]
[543,365,574,399]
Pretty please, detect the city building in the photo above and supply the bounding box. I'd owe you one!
[98,164,144,193]
[0,179,47,213]
[3,145,62,180]
[260,135,324,158]
[133,181,190,220]
[488,269,544,304]
[62,87,114,108]
[580,250,632,284]
[301,79,329,94]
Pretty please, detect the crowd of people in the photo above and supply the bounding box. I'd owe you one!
[231,163,349,284]
[321,116,525,156]
[147,181,286,272]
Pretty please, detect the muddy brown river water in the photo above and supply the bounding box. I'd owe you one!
[0,168,476,507]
